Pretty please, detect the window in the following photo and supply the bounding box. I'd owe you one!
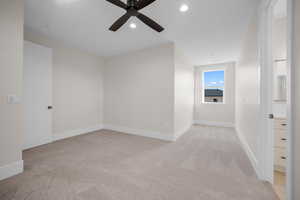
[202,70,225,103]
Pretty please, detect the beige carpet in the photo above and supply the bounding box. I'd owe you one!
[0,125,278,200]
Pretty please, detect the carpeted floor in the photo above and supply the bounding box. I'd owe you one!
[0,125,278,200]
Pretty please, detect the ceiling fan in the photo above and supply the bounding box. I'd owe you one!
[106,0,164,32]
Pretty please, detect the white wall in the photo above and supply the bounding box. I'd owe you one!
[24,30,104,138]
[104,43,175,140]
[194,62,235,127]
[23,31,194,143]
[235,12,261,168]
[174,49,194,138]
[273,18,287,60]
[0,0,24,179]
[292,0,300,198]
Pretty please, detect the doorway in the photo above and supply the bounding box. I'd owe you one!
[272,2,288,197]
[23,41,53,150]
[260,0,291,199]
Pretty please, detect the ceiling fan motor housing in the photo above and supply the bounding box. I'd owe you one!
[107,0,164,32]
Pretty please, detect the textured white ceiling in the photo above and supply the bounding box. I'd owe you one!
[25,0,259,65]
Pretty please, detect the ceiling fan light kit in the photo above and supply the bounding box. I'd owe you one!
[106,0,164,32]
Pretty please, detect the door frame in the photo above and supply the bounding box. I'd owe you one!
[259,0,293,199]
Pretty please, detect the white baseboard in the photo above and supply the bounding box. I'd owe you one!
[174,124,192,141]
[0,160,24,181]
[53,124,104,141]
[103,124,174,142]
[52,124,175,143]
[23,137,53,150]
[236,128,260,178]
[194,120,235,128]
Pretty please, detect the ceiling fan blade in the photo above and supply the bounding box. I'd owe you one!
[137,13,164,32]
[109,13,131,31]
[106,0,128,9]
[136,0,156,10]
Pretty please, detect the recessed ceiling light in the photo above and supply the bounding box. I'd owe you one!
[129,23,137,29]
[180,4,189,12]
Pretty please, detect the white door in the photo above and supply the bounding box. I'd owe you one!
[23,41,52,150]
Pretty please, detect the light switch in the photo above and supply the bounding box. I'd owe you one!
[7,95,21,104]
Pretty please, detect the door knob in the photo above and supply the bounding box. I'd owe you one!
[268,114,274,119]
[48,106,53,110]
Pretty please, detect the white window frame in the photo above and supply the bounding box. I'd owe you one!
[201,69,226,104]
